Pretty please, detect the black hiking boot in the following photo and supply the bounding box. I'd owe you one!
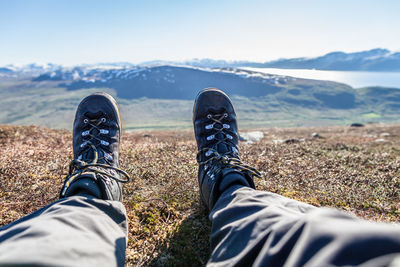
[193,88,261,210]
[60,93,130,201]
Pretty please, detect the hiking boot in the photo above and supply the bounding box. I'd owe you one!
[193,88,260,210]
[60,93,130,201]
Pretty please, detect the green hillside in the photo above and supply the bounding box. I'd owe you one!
[1,66,400,129]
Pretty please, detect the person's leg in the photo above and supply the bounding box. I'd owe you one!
[209,184,400,267]
[192,88,400,267]
[0,93,130,267]
[0,195,127,267]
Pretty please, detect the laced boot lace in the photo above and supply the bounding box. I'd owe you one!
[60,116,130,198]
[196,113,261,179]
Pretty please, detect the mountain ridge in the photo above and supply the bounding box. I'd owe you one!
[32,65,356,107]
[1,59,400,129]
[2,48,400,73]
[1,63,400,129]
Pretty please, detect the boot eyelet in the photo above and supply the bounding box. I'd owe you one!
[207,114,212,119]
[224,113,228,118]
[83,119,89,123]
[101,118,106,123]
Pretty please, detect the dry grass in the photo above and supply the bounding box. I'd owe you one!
[1,124,400,266]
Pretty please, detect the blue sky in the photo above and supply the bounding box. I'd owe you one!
[1,0,399,66]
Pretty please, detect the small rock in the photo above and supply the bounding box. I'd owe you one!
[311,132,320,138]
[350,123,364,127]
[375,138,387,143]
[239,131,264,144]
[143,134,151,138]
[380,132,390,137]
[284,138,300,144]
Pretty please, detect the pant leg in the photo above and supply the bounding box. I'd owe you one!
[0,195,127,267]
[208,185,400,267]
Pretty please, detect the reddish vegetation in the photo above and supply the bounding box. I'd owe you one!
[1,124,399,265]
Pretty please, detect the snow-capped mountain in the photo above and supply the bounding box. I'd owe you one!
[257,48,400,71]
[6,63,60,73]
[2,57,400,129]
[34,65,291,84]
[137,49,400,71]
[32,65,304,100]
[2,48,400,77]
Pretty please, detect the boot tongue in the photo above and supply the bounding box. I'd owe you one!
[215,132,230,154]
[80,111,105,163]
[85,111,104,119]
[81,148,95,163]
[211,109,230,155]
[80,145,107,164]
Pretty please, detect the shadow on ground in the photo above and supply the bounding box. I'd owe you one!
[148,204,211,267]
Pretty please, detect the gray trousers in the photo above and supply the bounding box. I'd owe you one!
[209,185,400,266]
[0,195,127,267]
[1,187,400,266]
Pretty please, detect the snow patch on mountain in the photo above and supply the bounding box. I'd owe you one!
[32,65,290,87]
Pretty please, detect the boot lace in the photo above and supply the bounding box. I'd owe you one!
[60,116,130,198]
[197,113,261,179]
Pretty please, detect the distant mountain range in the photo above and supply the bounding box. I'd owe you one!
[33,66,300,100]
[148,48,400,71]
[29,64,400,110]
[1,48,400,73]
[250,48,400,71]
[1,50,400,129]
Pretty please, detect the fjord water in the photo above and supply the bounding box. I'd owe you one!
[244,67,400,89]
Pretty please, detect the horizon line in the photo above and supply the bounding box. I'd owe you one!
[1,47,398,68]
